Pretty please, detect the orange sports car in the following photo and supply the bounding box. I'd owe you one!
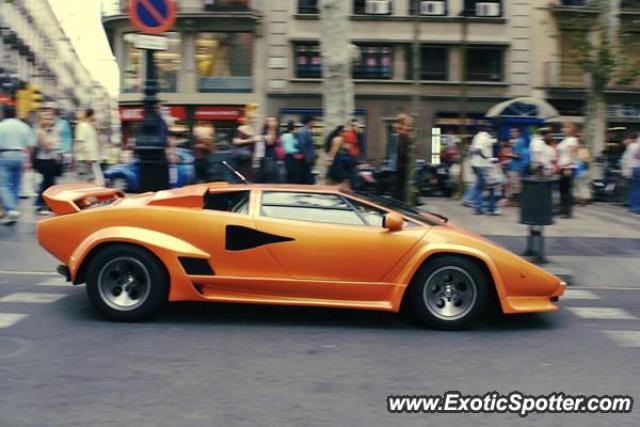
[37,182,565,329]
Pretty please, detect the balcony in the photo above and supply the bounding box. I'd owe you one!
[545,61,640,93]
[102,0,261,18]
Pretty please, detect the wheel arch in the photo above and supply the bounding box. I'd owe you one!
[395,248,506,314]
[69,227,209,301]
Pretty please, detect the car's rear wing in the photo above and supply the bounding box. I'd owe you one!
[43,183,125,215]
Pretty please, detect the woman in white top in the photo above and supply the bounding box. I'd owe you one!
[557,123,580,218]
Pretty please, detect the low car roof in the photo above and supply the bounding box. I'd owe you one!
[206,183,343,194]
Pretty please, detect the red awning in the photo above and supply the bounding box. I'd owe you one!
[194,106,243,121]
[120,106,187,122]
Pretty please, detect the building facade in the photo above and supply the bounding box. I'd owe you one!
[263,0,540,161]
[102,0,263,148]
[541,0,640,145]
[0,0,106,118]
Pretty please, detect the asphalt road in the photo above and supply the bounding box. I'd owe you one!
[2,199,638,426]
[0,273,638,427]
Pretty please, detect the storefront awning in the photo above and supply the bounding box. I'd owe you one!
[486,97,559,120]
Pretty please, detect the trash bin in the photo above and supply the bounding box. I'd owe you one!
[520,176,555,226]
[520,176,556,264]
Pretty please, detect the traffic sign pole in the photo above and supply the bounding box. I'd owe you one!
[128,0,176,192]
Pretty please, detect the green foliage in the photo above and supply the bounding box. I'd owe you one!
[564,0,640,92]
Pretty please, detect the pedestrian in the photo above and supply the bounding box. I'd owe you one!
[621,133,637,203]
[573,141,592,206]
[0,105,35,225]
[297,115,317,184]
[232,111,260,182]
[53,108,73,171]
[33,107,63,215]
[507,128,526,205]
[75,108,104,186]
[326,125,357,189]
[530,128,556,177]
[258,116,280,183]
[624,135,640,213]
[281,121,304,183]
[391,113,412,202]
[470,126,498,215]
[557,123,580,218]
[193,121,214,183]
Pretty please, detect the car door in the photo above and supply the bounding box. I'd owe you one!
[252,191,428,284]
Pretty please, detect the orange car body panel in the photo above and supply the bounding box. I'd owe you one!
[37,183,565,314]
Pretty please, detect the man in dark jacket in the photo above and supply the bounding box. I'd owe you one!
[298,115,317,184]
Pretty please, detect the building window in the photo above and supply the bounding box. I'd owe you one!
[354,0,393,15]
[294,43,322,78]
[463,1,502,17]
[294,43,393,79]
[122,33,181,93]
[405,46,449,80]
[409,0,448,16]
[466,47,504,81]
[353,45,393,79]
[203,0,251,11]
[298,0,319,14]
[195,32,254,93]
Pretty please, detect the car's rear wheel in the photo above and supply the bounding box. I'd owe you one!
[407,255,489,330]
[86,245,168,321]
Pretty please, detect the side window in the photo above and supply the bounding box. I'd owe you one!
[261,192,364,226]
[204,191,250,214]
[349,199,386,227]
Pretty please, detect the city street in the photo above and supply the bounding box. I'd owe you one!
[1,199,639,427]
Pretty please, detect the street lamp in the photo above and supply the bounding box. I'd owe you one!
[457,4,470,197]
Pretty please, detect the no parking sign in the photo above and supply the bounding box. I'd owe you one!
[129,0,177,35]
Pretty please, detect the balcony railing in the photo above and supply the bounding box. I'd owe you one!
[545,61,640,90]
[102,0,260,17]
[545,61,587,87]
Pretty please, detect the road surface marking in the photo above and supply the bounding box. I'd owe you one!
[35,279,70,287]
[567,307,637,320]
[561,290,600,300]
[0,292,66,304]
[0,270,58,276]
[602,331,640,348]
[0,313,28,329]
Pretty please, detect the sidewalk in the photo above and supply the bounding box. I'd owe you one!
[422,198,640,287]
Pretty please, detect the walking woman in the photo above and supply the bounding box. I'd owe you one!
[232,112,260,182]
[258,116,280,183]
[34,109,62,215]
[326,125,356,189]
[557,123,579,218]
[282,121,304,183]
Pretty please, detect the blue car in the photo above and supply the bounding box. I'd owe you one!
[104,148,196,193]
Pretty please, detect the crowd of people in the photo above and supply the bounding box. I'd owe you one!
[0,104,104,225]
[464,123,640,216]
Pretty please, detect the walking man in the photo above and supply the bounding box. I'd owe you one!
[0,105,35,225]
[75,108,104,186]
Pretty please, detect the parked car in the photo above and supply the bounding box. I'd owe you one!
[104,148,196,192]
[38,182,565,329]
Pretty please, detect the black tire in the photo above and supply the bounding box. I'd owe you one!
[406,255,490,330]
[86,244,169,321]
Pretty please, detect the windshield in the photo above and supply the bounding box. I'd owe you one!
[346,191,448,226]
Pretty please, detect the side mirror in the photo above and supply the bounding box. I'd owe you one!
[383,212,404,232]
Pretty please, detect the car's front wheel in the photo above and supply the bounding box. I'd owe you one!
[407,255,489,330]
[86,245,168,321]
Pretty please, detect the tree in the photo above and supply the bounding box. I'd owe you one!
[320,0,355,140]
[565,0,639,156]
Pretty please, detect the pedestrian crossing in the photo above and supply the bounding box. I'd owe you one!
[0,278,639,349]
[562,287,640,348]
